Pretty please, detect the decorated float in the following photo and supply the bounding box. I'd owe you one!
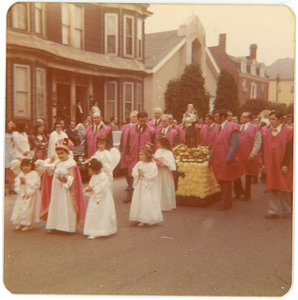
[173,144,221,207]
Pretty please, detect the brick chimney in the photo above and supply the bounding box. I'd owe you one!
[219,33,226,52]
[249,44,257,60]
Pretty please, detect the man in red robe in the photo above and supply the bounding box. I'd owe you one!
[119,110,138,191]
[147,107,163,130]
[234,112,262,200]
[262,110,293,219]
[210,110,244,211]
[200,114,218,149]
[155,115,180,149]
[84,112,113,158]
[124,111,155,203]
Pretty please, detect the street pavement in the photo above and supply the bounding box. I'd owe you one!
[2,175,294,297]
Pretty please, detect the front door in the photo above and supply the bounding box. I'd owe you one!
[57,83,70,127]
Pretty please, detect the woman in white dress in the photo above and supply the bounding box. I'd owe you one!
[12,120,30,160]
[47,122,68,158]
[129,146,163,226]
[155,134,177,211]
[83,158,117,239]
[11,158,41,231]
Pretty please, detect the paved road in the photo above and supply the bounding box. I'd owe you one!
[3,176,294,297]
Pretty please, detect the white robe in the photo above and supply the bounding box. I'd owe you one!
[94,150,113,182]
[11,170,41,226]
[45,158,77,233]
[47,131,68,158]
[129,161,163,224]
[12,132,30,159]
[154,149,177,211]
[83,172,117,237]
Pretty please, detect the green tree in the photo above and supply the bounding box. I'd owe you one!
[213,68,241,116]
[164,62,210,122]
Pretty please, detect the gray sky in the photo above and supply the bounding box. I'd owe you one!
[145,2,296,67]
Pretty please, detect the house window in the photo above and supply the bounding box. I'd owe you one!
[136,83,142,112]
[124,15,134,57]
[241,61,246,73]
[261,84,265,92]
[62,3,83,49]
[34,2,43,34]
[291,86,294,93]
[123,82,134,122]
[62,3,71,45]
[260,67,265,78]
[13,64,31,119]
[104,82,117,122]
[137,18,143,59]
[242,80,248,92]
[105,13,118,55]
[251,65,256,76]
[74,6,83,49]
[36,68,45,118]
[11,3,28,30]
[250,82,257,99]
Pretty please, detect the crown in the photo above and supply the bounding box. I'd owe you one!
[55,138,74,152]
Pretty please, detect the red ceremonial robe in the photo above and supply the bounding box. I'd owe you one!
[200,124,218,147]
[147,119,163,131]
[39,165,86,223]
[85,124,112,158]
[263,125,293,192]
[156,128,179,148]
[239,124,261,176]
[120,123,133,169]
[127,125,155,176]
[212,122,244,181]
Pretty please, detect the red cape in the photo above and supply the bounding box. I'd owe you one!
[39,165,86,223]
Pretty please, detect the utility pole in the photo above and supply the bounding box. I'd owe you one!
[276,74,280,102]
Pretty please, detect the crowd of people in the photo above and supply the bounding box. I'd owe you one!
[5,104,293,240]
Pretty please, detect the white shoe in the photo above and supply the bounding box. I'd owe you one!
[15,225,23,230]
[21,225,33,231]
[138,222,145,227]
[87,235,96,239]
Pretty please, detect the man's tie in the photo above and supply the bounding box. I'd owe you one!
[241,125,245,131]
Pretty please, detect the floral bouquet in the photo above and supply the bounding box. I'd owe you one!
[173,144,210,163]
[173,144,220,199]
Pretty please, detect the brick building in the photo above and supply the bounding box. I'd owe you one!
[6,2,152,128]
[209,33,269,104]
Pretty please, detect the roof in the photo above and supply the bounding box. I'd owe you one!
[145,30,185,69]
[265,58,294,80]
[7,30,148,75]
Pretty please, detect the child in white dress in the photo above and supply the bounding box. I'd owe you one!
[94,135,112,182]
[11,158,41,231]
[129,146,163,227]
[42,138,86,233]
[83,158,117,239]
[155,134,177,211]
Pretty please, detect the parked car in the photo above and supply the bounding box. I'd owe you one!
[73,130,123,181]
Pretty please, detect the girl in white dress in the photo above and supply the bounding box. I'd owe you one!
[129,146,163,227]
[44,138,86,233]
[11,158,41,231]
[83,158,117,239]
[93,135,112,182]
[155,134,177,211]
